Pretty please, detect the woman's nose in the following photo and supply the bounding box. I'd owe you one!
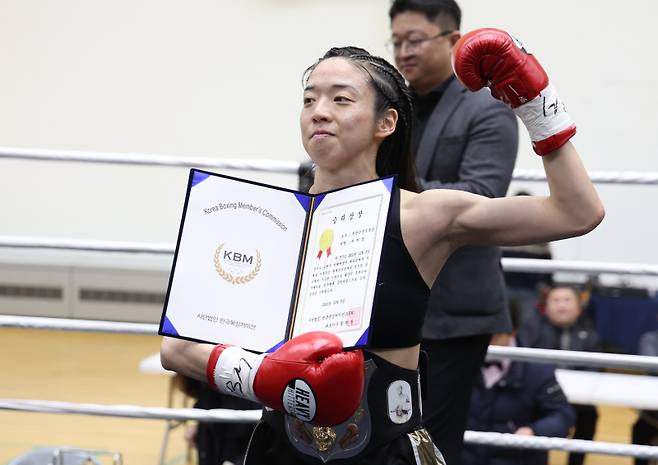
[311,100,331,122]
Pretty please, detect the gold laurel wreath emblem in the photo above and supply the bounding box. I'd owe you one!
[214,244,262,285]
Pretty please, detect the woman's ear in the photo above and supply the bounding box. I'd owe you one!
[376,108,398,139]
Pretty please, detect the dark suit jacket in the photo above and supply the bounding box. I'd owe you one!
[517,314,602,370]
[416,77,518,339]
[462,358,574,465]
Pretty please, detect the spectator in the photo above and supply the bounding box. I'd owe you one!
[462,302,574,465]
[631,322,658,465]
[180,377,259,465]
[518,285,602,465]
[388,1,518,463]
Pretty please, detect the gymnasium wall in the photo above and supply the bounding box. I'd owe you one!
[0,0,656,290]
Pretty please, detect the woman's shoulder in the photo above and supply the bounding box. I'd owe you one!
[396,188,468,268]
[399,187,475,210]
[398,188,481,235]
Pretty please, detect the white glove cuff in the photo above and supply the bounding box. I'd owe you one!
[212,346,266,402]
[514,84,574,143]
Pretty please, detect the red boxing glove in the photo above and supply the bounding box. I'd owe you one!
[452,28,576,155]
[206,331,365,426]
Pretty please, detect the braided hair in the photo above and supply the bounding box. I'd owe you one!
[303,47,419,192]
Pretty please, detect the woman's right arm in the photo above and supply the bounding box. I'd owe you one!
[160,337,214,382]
[161,332,366,426]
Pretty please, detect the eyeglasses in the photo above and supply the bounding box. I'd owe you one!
[385,30,454,54]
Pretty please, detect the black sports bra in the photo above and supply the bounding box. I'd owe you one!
[368,188,430,348]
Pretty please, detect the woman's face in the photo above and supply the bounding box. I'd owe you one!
[300,57,381,171]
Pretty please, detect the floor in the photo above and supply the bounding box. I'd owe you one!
[0,328,191,465]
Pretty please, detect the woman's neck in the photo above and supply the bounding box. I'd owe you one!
[309,159,378,194]
[310,170,378,194]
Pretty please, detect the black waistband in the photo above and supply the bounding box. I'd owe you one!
[261,351,422,463]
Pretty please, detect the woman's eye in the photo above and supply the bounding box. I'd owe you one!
[303,97,314,105]
[334,96,351,103]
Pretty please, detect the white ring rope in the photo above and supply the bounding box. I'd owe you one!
[1,315,657,371]
[0,146,300,174]
[0,399,656,459]
[462,431,658,459]
[0,399,262,422]
[485,345,658,371]
[2,150,656,459]
[513,168,658,185]
[1,236,657,276]
[0,235,174,254]
[1,146,657,185]
[500,257,658,276]
[0,315,156,335]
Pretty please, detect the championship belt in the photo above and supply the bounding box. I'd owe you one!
[263,351,423,463]
[283,358,375,461]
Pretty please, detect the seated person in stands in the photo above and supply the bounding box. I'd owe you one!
[518,285,601,465]
[632,319,658,465]
[178,376,259,465]
[462,302,574,465]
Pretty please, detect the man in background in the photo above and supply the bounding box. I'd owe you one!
[519,285,602,465]
[462,302,574,465]
[388,1,519,463]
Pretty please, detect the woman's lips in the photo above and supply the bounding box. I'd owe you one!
[311,131,334,139]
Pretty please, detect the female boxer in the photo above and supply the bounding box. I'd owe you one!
[161,29,604,464]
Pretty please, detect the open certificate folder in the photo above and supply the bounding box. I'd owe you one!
[160,169,395,353]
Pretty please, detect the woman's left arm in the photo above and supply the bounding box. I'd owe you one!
[451,141,604,246]
[434,28,605,247]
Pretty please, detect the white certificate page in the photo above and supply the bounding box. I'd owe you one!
[291,177,393,347]
[162,171,309,352]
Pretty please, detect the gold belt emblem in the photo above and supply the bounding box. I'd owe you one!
[311,426,337,452]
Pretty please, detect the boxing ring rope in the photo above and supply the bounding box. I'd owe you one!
[0,236,174,254]
[511,168,658,185]
[500,257,658,276]
[0,315,157,335]
[2,146,658,461]
[2,145,658,185]
[2,235,658,276]
[0,146,300,174]
[462,431,658,459]
[0,400,656,460]
[1,315,657,371]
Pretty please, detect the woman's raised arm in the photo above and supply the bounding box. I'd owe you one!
[421,28,604,248]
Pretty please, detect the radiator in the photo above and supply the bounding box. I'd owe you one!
[0,250,171,323]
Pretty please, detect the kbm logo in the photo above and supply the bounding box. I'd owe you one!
[214,243,262,285]
[222,250,254,264]
[283,379,317,423]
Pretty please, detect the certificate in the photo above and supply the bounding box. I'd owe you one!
[159,169,395,353]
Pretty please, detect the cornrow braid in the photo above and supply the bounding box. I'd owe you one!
[337,53,413,130]
[352,57,415,190]
[303,47,419,192]
[355,56,413,135]
[353,56,413,119]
